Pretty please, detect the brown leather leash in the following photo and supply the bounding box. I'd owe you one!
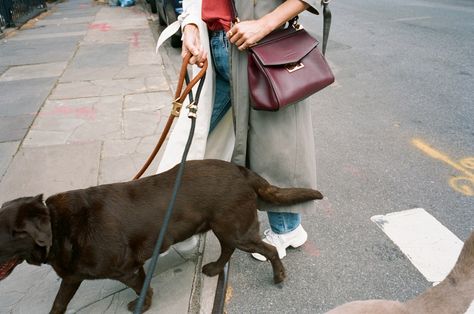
[133,53,208,180]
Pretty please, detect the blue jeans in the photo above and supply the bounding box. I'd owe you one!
[267,212,301,234]
[209,30,231,132]
[209,30,301,234]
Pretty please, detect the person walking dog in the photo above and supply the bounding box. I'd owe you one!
[158,0,321,261]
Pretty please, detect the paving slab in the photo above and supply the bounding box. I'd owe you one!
[0,77,57,116]
[93,17,150,31]
[129,45,162,65]
[0,141,19,178]
[0,141,101,203]
[0,37,79,66]
[7,31,87,41]
[35,16,96,26]
[72,43,129,68]
[60,43,130,81]
[95,6,148,20]
[15,23,90,35]
[83,28,137,45]
[83,27,157,51]
[61,63,163,82]
[75,260,197,314]
[99,131,169,184]
[24,96,123,146]
[116,64,164,79]
[0,61,67,81]
[50,8,101,18]
[0,114,35,142]
[51,76,168,99]
[123,110,166,139]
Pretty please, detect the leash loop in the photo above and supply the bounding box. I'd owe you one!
[133,54,207,180]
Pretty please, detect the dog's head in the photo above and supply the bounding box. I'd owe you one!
[0,194,52,280]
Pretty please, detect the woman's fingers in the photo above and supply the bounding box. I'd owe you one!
[227,20,267,50]
[182,24,207,67]
[190,49,207,67]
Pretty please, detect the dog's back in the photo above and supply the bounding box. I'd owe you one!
[404,230,474,314]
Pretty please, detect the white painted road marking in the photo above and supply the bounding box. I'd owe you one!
[466,301,474,314]
[371,208,464,283]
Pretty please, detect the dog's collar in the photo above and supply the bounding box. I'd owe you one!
[42,200,52,261]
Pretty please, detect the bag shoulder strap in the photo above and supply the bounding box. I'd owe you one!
[321,0,332,56]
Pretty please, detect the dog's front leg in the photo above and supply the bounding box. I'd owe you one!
[117,267,154,313]
[50,278,82,314]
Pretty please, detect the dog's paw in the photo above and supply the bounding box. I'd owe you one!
[273,269,286,284]
[202,262,222,277]
[127,296,151,313]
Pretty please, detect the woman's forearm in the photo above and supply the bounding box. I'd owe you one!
[228,0,311,50]
[260,0,310,34]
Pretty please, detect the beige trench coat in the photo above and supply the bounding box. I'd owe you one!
[157,0,319,213]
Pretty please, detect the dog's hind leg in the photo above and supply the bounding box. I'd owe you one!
[202,236,235,277]
[117,267,154,312]
[50,279,82,314]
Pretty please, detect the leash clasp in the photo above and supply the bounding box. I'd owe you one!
[187,101,198,118]
[171,98,183,117]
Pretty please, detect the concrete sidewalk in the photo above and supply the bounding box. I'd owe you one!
[0,0,219,312]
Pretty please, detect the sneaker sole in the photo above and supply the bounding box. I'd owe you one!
[288,236,307,249]
[251,229,307,261]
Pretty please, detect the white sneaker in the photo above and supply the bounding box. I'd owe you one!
[251,225,308,261]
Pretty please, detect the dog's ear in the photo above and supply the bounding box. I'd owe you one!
[34,194,44,203]
[16,196,52,249]
[22,216,52,248]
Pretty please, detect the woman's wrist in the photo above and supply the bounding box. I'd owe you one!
[258,16,277,34]
[260,0,309,32]
[183,23,199,33]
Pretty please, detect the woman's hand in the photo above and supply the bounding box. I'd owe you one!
[227,19,272,51]
[182,24,207,67]
[227,0,309,51]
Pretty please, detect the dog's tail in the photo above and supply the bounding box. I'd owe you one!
[239,166,323,205]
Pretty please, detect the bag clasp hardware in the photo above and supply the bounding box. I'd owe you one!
[286,62,305,73]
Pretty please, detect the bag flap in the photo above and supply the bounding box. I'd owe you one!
[250,28,319,66]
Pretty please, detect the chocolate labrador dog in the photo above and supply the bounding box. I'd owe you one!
[326,230,474,314]
[0,159,323,313]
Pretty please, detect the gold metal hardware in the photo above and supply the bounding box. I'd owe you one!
[293,23,304,30]
[171,99,183,117]
[285,62,304,73]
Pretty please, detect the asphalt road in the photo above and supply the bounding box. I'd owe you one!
[226,1,474,313]
[151,0,473,312]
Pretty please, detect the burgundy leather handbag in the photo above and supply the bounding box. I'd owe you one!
[231,1,334,111]
[247,24,334,111]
